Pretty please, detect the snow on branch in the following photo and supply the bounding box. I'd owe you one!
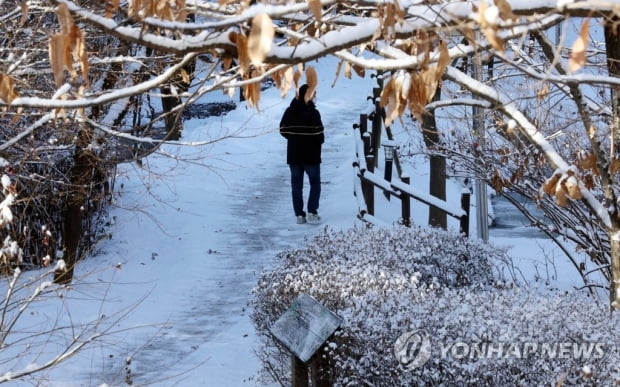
[444,65,612,229]
[0,54,197,109]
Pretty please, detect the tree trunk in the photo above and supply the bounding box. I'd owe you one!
[610,233,620,310]
[606,18,620,159]
[160,85,183,140]
[160,54,195,141]
[605,18,620,310]
[422,88,447,229]
[160,13,196,141]
[54,128,93,285]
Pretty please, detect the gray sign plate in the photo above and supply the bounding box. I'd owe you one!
[269,293,343,362]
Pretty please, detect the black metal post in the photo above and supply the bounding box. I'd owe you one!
[382,158,393,201]
[460,192,470,236]
[359,114,367,137]
[371,102,382,167]
[401,176,411,227]
[292,355,308,387]
[384,159,393,183]
[364,155,375,216]
[362,132,371,157]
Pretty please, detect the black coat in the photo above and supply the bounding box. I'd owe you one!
[279,97,324,165]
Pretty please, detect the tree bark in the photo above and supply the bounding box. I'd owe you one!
[422,88,447,229]
[605,17,620,310]
[160,85,183,140]
[55,128,94,284]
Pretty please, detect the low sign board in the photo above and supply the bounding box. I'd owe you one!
[269,293,343,363]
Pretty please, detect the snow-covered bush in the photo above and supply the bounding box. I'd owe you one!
[251,226,620,386]
[0,172,23,274]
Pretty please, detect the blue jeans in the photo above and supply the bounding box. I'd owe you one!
[289,164,320,217]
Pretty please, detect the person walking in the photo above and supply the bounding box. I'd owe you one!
[279,84,324,224]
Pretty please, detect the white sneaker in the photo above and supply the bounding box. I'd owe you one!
[296,216,307,224]
[308,213,321,222]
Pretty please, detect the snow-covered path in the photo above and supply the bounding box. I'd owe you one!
[51,67,371,386]
[117,109,364,385]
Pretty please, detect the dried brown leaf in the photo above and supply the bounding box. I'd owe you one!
[308,0,322,22]
[393,0,406,24]
[280,67,294,97]
[569,18,589,73]
[69,25,89,85]
[244,82,261,108]
[494,0,515,20]
[583,174,595,190]
[482,27,505,54]
[239,0,251,13]
[384,3,395,40]
[556,186,568,207]
[542,173,560,196]
[436,39,450,80]
[381,76,403,127]
[67,25,81,75]
[536,83,550,101]
[129,0,142,19]
[379,77,394,108]
[352,64,365,78]
[576,153,599,175]
[156,1,172,20]
[611,159,620,174]
[20,1,28,26]
[56,2,73,34]
[416,30,430,69]
[491,168,508,193]
[144,0,156,18]
[384,96,402,128]
[222,56,233,71]
[181,69,190,85]
[478,1,489,29]
[49,34,66,87]
[248,13,274,67]
[421,67,439,102]
[331,59,343,88]
[478,1,505,54]
[293,69,302,94]
[105,0,120,18]
[344,62,352,79]
[564,178,583,200]
[462,27,476,47]
[408,73,427,120]
[305,66,318,103]
[236,33,250,76]
[510,168,523,184]
[271,67,283,90]
[175,0,187,22]
[0,74,18,105]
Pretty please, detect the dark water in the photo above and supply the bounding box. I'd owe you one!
[489,193,549,239]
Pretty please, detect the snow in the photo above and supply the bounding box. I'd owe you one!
[2,56,592,385]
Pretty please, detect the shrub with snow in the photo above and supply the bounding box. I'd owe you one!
[251,225,620,386]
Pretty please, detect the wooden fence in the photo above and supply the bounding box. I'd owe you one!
[352,99,470,235]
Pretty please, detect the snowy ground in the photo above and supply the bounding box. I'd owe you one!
[12,58,585,386]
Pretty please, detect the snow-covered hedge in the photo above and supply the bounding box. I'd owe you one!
[251,226,620,386]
